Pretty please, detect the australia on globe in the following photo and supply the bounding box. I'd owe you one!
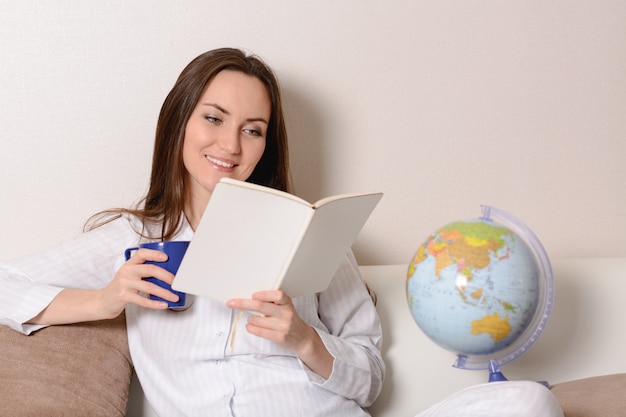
[405,206,551,373]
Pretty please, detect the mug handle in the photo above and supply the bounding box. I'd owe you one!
[124,247,139,261]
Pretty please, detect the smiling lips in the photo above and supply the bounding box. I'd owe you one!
[206,155,238,169]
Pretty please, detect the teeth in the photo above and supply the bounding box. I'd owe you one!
[206,156,235,168]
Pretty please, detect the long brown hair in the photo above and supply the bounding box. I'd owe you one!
[86,48,290,240]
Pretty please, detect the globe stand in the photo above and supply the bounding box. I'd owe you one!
[487,358,550,388]
[487,360,508,382]
[460,356,550,387]
[455,356,508,382]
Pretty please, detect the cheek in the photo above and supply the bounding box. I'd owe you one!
[181,135,200,177]
[248,140,267,166]
[181,123,202,160]
[181,140,192,170]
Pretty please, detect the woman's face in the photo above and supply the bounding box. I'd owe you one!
[183,70,270,206]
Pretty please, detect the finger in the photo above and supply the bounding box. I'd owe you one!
[247,314,284,331]
[227,297,264,313]
[228,299,285,321]
[126,291,170,310]
[228,297,292,320]
[226,290,287,308]
[139,264,176,285]
[127,248,168,265]
[252,290,290,305]
[139,280,180,303]
[120,262,175,285]
[245,317,295,346]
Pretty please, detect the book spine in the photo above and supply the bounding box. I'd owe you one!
[273,208,315,290]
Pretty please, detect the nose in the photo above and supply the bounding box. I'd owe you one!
[218,127,241,155]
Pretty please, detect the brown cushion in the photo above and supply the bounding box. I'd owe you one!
[551,373,626,417]
[0,314,132,417]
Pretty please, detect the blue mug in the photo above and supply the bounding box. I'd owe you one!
[124,241,192,311]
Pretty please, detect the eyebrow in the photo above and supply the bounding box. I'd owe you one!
[202,103,269,125]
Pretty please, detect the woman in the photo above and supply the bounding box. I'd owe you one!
[0,48,384,416]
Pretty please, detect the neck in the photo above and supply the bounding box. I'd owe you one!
[184,190,211,231]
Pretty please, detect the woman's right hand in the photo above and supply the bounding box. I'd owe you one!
[27,249,179,326]
[97,248,180,319]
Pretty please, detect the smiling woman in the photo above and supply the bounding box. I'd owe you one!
[0,48,385,417]
[92,48,292,242]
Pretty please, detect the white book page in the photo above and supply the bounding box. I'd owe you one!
[173,181,311,301]
[279,192,382,297]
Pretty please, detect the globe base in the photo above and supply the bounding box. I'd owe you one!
[488,360,508,382]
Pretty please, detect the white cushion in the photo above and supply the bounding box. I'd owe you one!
[414,381,563,417]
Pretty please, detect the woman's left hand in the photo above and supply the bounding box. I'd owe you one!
[227,290,334,379]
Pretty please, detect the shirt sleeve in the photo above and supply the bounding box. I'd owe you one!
[0,216,140,334]
[303,251,386,407]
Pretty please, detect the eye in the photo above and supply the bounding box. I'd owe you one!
[204,115,222,124]
[243,128,264,137]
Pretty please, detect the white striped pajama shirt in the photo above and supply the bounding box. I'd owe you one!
[0,215,384,416]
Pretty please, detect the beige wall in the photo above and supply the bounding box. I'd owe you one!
[1,1,624,265]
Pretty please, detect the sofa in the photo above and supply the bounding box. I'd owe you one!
[1,257,625,416]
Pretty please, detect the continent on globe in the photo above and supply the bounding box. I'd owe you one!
[408,221,514,281]
[471,313,511,342]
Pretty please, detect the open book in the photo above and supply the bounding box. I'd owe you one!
[172,178,382,302]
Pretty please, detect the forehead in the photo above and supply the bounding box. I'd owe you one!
[199,70,271,119]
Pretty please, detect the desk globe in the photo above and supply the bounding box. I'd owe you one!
[406,206,554,382]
